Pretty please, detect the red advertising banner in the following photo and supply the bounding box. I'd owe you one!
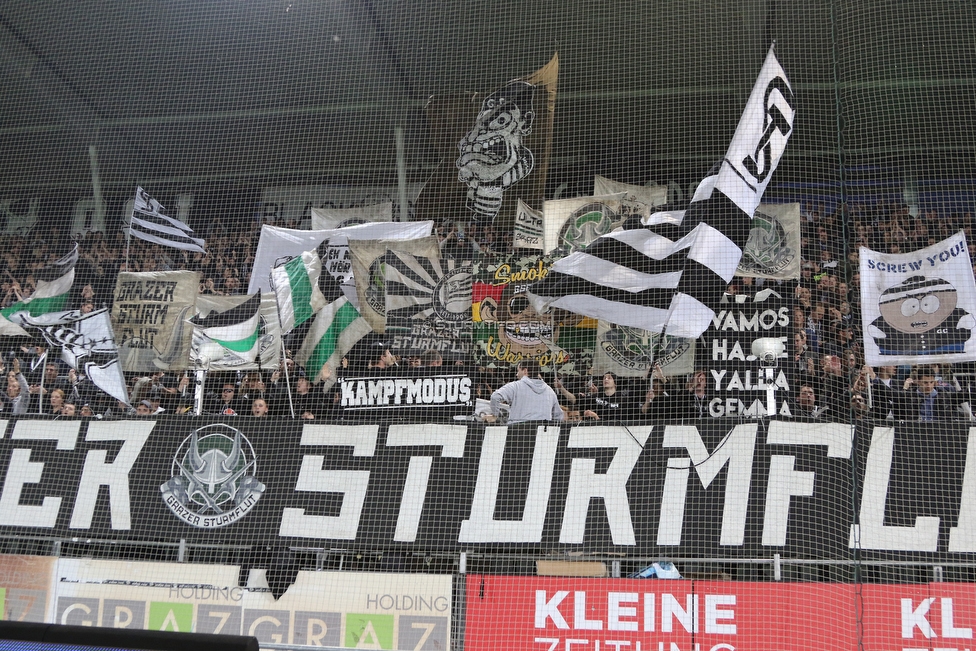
[466,575,976,651]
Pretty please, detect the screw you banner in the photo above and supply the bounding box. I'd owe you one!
[860,230,976,366]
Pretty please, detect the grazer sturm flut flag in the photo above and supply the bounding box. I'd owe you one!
[0,243,77,321]
[190,293,263,365]
[527,46,794,338]
[129,187,206,253]
[860,231,976,366]
[270,250,328,334]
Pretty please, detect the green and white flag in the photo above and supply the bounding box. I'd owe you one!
[270,250,328,334]
[297,296,372,386]
[191,293,263,364]
[0,244,77,320]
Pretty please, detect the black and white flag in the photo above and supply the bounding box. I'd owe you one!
[128,187,206,253]
[17,308,131,406]
[527,46,794,338]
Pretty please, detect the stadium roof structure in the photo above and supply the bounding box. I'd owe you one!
[0,1,974,199]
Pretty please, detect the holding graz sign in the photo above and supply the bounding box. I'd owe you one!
[695,290,793,417]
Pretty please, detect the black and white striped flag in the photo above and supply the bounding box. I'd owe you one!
[528,46,794,338]
[129,187,206,253]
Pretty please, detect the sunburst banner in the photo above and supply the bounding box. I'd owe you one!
[348,237,442,333]
[382,253,474,359]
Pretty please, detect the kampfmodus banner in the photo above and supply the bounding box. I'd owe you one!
[861,231,976,366]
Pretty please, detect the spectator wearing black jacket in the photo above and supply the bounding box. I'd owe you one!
[665,369,713,420]
[896,365,968,422]
[577,372,641,421]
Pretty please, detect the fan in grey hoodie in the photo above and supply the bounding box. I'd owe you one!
[489,359,565,423]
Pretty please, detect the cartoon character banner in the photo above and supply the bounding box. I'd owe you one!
[860,231,976,366]
[471,253,594,373]
[413,54,558,229]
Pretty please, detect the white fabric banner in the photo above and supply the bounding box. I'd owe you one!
[592,175,668,208]
[735,202,802,280]
[248,221,433,295]
[590,320,695,378]
[310,202,393,229]
[861,231,976,366]
[542,192,640,254]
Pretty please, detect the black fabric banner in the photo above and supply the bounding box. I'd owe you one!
[0,416,973,561]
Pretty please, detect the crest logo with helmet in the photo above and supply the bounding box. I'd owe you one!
[160,424,265,529]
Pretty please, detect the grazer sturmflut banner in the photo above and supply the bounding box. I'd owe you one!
[111,270,200,372]
[2,416,976,559]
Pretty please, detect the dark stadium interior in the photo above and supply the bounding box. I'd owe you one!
[0,3,976,648]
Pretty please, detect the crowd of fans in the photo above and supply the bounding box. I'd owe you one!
[0,199,975,423]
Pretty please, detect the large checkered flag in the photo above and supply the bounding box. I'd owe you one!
[528,46,794,337]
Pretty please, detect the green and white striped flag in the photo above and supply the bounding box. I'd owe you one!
[270,250,327,334]
[0,244,77,323]
[191,293,263,364]
[297,296,372,385]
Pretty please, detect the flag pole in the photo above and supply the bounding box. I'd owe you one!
[36,349,47,415]
[280,338,295,419]
[125,190,134,271]
[268,268,296,419]
[194,367,207,416]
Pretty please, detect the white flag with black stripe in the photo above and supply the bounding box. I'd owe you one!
[129,187,206,253]
[527,46,794,338]
[17,308,131,405]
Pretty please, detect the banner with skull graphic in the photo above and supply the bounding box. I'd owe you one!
[413,54,558,230]
[861,231,976,366]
